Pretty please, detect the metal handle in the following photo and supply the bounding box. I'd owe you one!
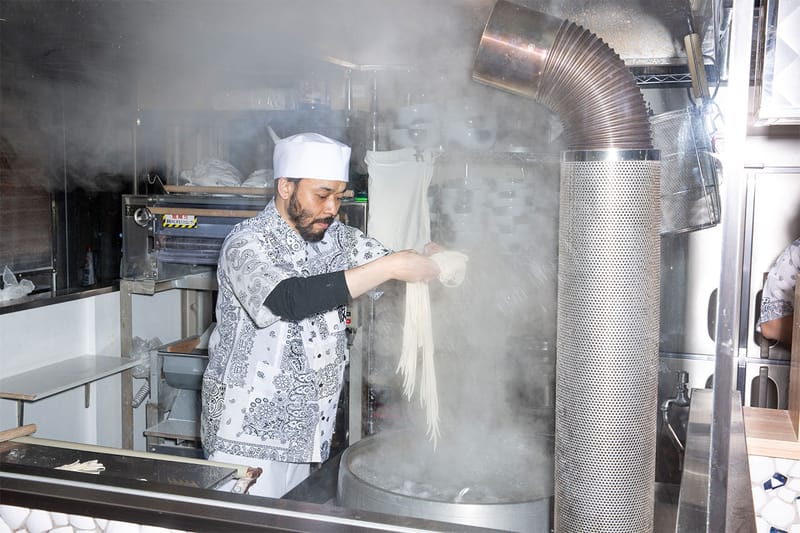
[133,207,154,228]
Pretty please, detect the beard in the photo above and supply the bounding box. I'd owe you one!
[287,189,335,242]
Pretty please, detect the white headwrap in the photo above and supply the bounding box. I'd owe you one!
[273,132,351,182]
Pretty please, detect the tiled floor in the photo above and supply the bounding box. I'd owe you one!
[749,455,800,533]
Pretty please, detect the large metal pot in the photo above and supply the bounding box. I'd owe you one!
[336,430,553,532]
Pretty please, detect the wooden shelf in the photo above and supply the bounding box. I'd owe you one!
[0,355,140,402]
[743,406,800,459]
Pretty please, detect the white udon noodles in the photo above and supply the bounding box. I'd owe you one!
[398,281,439,446]
[397,251,468,448]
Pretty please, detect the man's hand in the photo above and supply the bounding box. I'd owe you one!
[423,242,446,256]
[387,249,441,283]
[344,250,440,299]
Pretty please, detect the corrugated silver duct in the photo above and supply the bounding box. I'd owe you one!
[473,1,661,532]
[473,0,652,151]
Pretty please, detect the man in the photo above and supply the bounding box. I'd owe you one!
[200,132,440,497]
[759,237,799,346]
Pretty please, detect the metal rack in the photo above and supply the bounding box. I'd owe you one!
[119,272,216,450]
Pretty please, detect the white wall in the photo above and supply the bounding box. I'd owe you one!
[0,289,182,450]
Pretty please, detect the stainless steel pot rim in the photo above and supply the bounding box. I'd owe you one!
[340,431,554,505]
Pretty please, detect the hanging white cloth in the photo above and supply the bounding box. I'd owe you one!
[365,148,433,251]
[366,148,441,444]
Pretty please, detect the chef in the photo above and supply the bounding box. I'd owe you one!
[200,132,441,497]
[759,237,799,346]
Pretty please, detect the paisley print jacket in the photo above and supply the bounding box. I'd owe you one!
[201,200,390,463]
[760,238,799,324]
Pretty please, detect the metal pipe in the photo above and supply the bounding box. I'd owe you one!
[555,149,660,533]
[707,0,755,523]
[473,0,652,150]
[473,2,660,531]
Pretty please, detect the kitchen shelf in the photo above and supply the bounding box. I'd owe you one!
[0,355,140,402]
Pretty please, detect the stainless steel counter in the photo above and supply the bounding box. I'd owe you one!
[0,439,235,489]
[676,389,756,532]
[0,438,500,532]
[0,388,754,533]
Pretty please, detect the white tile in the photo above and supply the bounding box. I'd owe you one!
[753,484,769,512]
[788,477,800,492]
[105,520,141,533]
[0,505,29,531]
[756,516,772,533]
[776,458,798,474]
[68,514,96,530]
[25,509,53,533]
[751,456,778,484]
[761,497,797,529]
[777,486,798,503]
[51,512,70,527]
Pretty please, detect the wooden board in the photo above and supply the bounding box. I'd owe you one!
[790,286,800,438]
[743,406,800,459]
[163,184,271,196]
[161,336,203,354]
[148,206,261,218]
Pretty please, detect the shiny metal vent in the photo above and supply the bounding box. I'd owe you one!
[473,2,661,531]
[473,0,652,150]
[556,150,661,532]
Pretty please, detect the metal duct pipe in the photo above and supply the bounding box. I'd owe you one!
[473,2,661,532]
[473,0,652,150]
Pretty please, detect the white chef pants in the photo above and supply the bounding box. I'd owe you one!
[209,450,310,498]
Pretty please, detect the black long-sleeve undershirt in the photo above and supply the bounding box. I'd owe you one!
[264,271,351,321]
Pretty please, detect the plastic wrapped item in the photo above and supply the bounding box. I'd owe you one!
[240,168,273,187]
[0,265,35,302]
[179,158,243,187]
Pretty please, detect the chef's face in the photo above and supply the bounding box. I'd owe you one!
[285,178,347,242]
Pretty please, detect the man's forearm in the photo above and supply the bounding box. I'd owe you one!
[344,250,443,297]
[761,314,794,345]
[344,255,395,299]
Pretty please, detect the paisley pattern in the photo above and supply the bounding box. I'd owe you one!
[761,238,800,323]
[201,199,390,463]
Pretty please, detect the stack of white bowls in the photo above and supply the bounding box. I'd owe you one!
[442,98,497,151]
[391,103,441,150]
[484,170,536,253]
[434,163,489,251]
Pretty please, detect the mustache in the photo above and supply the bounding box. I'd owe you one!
[313,216,335,225]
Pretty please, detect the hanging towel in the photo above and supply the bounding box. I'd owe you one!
[365,148,434,251]
[366,148,441,446]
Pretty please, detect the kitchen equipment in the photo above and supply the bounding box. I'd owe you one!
[474,4,660,531]
[753,0,800,125]
[650,106,721,235]
[144,334,209,455]
[336,430,553,532]
[121,189,268,281]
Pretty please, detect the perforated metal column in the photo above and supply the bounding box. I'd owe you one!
[555,150,661,532]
